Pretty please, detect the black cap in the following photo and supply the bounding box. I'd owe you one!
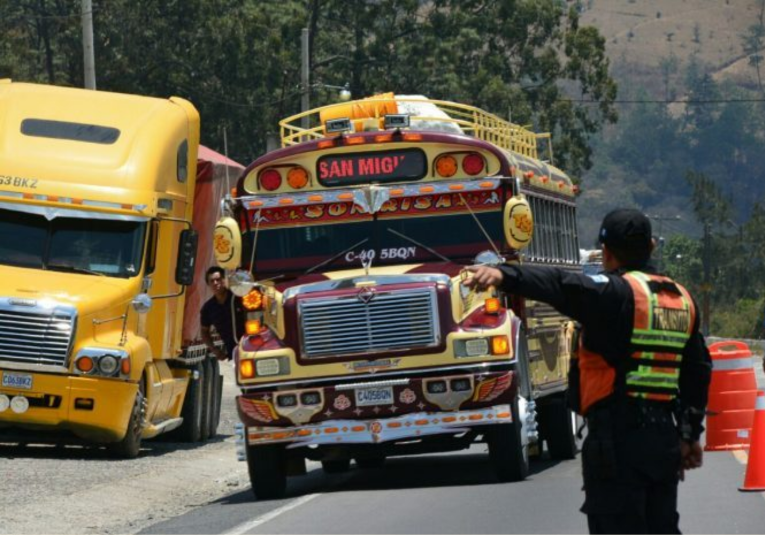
[598,208,652,251]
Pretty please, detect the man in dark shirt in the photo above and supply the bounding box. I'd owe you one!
[465,208,712,534]
[200,266,245,360]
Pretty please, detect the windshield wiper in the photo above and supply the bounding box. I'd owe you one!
[304,238,370,275]
[386,228,451,263]
[47,264,106,277]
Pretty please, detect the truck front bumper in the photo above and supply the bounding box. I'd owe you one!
[0,371,137,443]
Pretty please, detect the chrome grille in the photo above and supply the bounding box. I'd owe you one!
[299,287,440,358]
[0,299,76,368]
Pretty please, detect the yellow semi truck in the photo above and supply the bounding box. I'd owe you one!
[0,80,223,457]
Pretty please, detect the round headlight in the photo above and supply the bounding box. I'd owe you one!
[98,354,120,375]
[0,394,9,413]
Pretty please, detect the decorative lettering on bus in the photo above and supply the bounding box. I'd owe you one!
[249,189,501,228]
[317,149,426,187]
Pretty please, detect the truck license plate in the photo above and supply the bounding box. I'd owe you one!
[355,386,393,406]
[2,372,33,390]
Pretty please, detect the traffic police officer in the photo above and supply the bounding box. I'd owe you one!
[465,208,712,534]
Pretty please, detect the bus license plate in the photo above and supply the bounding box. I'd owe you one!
[2,372,33,390]
[355,387,393,406]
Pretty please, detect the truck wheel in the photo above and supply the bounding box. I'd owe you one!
[174,362,205,442]
[107,380,146,459]
[200,358,215,440]
[545,396,580,460]
[209,358,222,438]
[321,459,351,473]
[488,400,529,482]
[246,444,287,500]
[355,456,386,469]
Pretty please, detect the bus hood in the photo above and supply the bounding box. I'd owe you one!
[0,265,136,316]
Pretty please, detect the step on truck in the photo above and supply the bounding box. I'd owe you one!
[0,80,229,457]
[215,94,581,498]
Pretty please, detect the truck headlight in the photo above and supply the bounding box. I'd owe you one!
[74,348,129,378]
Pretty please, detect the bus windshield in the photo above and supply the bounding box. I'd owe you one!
[247,203,504,276]
[0,208,146,278]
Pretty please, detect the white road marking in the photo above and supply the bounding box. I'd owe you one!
[224,493,320,535]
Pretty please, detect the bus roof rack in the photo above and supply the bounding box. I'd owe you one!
[279,94,546,160]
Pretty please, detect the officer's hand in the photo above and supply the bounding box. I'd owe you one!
[463,265,504,291]
[680,440,703,474]
[214,348,228,361]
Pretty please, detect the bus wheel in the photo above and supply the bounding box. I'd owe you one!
[487,400,529,482]
[246,444,287,500]
[355,456,386,469]
[321,458,351,473]
[175,362,205,443]
[108,380,146,459]
[545,396,580,460]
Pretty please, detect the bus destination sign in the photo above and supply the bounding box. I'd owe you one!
[317,148,426,187]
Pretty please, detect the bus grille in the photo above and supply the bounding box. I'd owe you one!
[0,300,76,368]
[299,287,440,359]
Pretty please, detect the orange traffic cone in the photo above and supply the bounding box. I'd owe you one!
[740,391,765,492]
[705,341,758,451]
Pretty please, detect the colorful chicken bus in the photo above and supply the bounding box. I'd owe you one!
[215,95,581,499]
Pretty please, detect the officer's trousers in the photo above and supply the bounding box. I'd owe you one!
[581,407,682,534]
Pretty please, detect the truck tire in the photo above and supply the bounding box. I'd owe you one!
[174,362,205,443]
[321,459,351,473]
[209,358,222,438]
[246,444,287,500]
[487,400,529,482]
[545,396,580,460]
[107,380,145,459]
[200,357,215,440]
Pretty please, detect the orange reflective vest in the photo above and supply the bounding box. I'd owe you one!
[577,271,696,415]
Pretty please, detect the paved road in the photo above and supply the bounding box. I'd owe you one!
[142,354,765,535]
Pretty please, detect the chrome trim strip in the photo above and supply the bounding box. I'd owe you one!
[238,360,513,392]
[334,378,411,390]
[284,273,451,300]
[245,404,512,448]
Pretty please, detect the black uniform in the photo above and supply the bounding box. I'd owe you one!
[497,262,712,534]
[200,291,245,358]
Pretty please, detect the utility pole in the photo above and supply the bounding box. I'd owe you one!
[650,214,681,273]
[301,28,310,131]
[702,221,711,337]
[81,0,96,89]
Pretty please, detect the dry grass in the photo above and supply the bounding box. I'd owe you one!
[580,0,763,90]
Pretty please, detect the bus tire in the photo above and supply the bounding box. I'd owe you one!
[545,395,580,460]
[175,362,205,443]
[107,380,145,459]
[321,459,351,473]
[247,444,287,500]
[355,456,386,469]
[487,400,529,482]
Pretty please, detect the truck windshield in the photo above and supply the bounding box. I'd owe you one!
[248,209,504,276]
[0,208,146,278]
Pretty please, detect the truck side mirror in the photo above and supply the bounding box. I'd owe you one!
[176,229,198,286]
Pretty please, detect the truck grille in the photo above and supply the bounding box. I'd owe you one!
[299,287,440,359]
[0,299,76,368]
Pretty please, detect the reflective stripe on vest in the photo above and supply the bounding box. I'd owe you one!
[623,272,694,402]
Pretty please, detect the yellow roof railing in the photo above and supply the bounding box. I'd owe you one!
[279,95,543,159]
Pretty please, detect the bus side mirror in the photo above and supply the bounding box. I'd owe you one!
[214,217,242,269]
[176,229,198,286]
[503,196,533,250]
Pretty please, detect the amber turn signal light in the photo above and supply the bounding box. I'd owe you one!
[242,289,263,310]
[240,359,255,379]
[491,335,510,355]
[245,319,262,335]
[485,297,501,314]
